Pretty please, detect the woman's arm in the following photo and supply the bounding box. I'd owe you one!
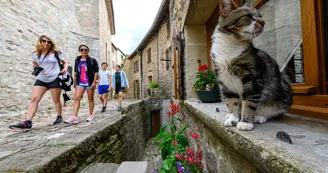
[60,60,68,73]
[32,61,38,67]
[91,59,99,88]
[73,72,77,88]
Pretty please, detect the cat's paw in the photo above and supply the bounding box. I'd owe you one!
[236,122,254,131]
[224,113,239,127]
[254,116,268,124]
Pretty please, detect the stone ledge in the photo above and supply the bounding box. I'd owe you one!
[0,100,150,173]
[183,100,328,173]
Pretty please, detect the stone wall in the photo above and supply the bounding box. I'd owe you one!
[141,37,159,98]
[176,100,328,173]
[183,25,208,99]
[100,0,113,68]
[124,55,141,99]
[157,21,173,98]
[0,0,113,117]
[253,0,302,69]
[171,0,191,34]
[0,100,151,173]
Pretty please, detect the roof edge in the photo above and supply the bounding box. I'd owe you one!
[127,0,169,59]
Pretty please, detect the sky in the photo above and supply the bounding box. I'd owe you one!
[111,0,163,55]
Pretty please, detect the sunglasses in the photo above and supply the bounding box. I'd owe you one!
[80,49,89,52]
[41,39,52,44]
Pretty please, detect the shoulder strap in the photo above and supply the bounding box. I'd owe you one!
[55,51,64,70]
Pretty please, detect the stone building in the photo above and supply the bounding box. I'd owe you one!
[124,0,328,171]
[0,0,115,116]
[107,43,125,73]
[126,0,327,118]
[126,0,172,99]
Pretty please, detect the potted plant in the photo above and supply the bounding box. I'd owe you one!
[193,63,221,103]
[149,81,160,96]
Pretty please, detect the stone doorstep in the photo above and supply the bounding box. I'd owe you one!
[184,100,328,173]
[115,161,148,173]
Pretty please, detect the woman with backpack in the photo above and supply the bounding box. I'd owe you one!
[64,45,99,124]
[9,35,68,130]
[111,65,129,111]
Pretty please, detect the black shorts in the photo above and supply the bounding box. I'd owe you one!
[115,82,125,94]
[34,78,61,89]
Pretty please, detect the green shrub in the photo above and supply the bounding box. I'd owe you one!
[150,82,159,88]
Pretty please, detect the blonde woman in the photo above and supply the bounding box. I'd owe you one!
[9,35,68,130]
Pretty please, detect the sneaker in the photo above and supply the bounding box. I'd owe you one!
[118,106,122,112]
[53,116,63,125]
[86,116,94,122]
[101,106,106,113]
[9,121,32,130]
[64,116,79,124]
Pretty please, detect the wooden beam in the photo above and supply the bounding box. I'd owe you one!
[292,86,317,95]
[289,104,328,120]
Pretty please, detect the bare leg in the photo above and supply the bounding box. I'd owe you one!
[99,94,104,105]
[73,87,85,117]
[87,89,95,115]
[103,93,108,106]
[49,88,62,116]
[118,92,123,107]
[26,86,48,120]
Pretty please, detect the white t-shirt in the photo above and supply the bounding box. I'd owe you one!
[98,70,111,85]
[31,52,66,83]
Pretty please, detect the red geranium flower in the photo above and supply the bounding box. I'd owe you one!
[198,64,208,71]
[188,132,199,139]
[175,153,182,160]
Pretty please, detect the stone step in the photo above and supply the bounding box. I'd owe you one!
[115,161,148,173]
[80,163,120,173]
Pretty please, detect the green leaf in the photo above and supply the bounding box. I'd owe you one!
[171,124,177,132]
[176,124,188,138]
[178,135,188,147]
[174,117,184,123]
[162,159,169,170]
[160,125,169,133]
[153,132,170,144]
[161,145,168,160]
[160,167,167,173]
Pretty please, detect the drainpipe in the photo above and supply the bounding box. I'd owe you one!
[179,31,186,100]
[138,50,143,99]
[157,34,160,85]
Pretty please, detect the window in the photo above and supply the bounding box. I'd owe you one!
[167,18,170,39]
[206,0,328,120]
[148,76,153,85]
[147,48,151,63]
[134,60,139,73]
[112,46,115,53]
[106,43,108,63]
[112,61,115,69]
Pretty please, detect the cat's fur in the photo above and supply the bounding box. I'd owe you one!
[211,1,293,131]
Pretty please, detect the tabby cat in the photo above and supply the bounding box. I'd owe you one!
[211,1,293,131]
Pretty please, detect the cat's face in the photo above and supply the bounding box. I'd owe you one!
[219,2,265,41]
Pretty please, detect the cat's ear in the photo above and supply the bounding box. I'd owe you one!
[221,0,232,17]
[243,2,252,8]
